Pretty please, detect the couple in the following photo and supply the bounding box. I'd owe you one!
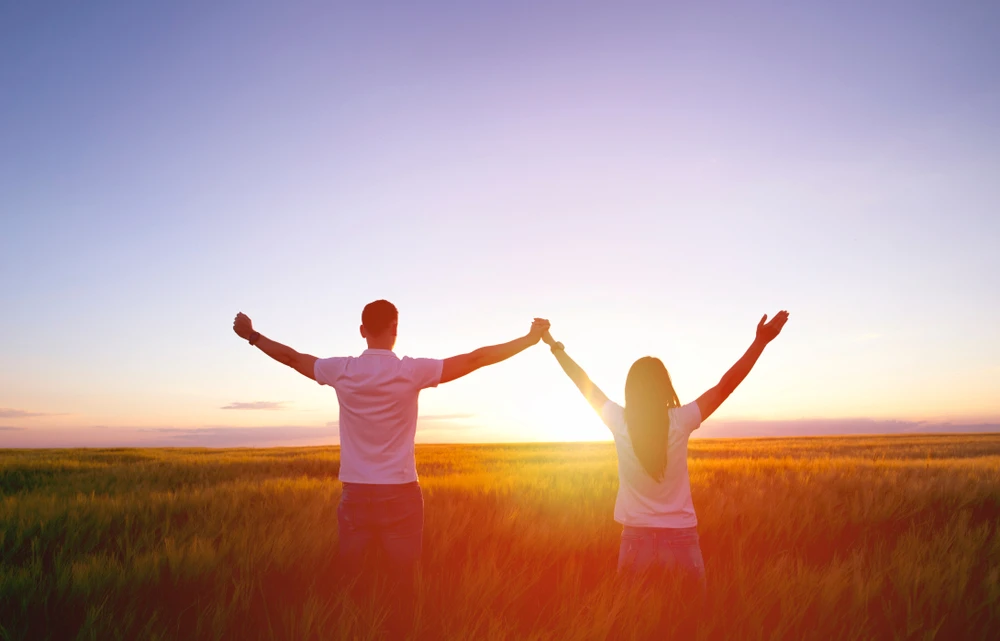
[232,300,789,636]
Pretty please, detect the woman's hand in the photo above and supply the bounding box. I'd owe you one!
[541,330,564,351]
[755,310,789,345]
[527,318,551,344]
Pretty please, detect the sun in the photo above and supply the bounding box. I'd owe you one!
[513,368,614,442]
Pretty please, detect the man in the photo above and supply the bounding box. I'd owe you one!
[232,300,549,638]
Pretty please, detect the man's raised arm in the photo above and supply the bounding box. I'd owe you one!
[232,312,318,381]
[439,318,549,384]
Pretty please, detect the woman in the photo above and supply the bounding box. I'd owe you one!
[542,311,789,586]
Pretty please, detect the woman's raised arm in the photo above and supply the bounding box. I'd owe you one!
[696,311,789,421]
[542,330,610,414]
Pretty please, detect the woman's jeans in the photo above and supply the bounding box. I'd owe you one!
[338,481,423,639]
[617,525,707,588]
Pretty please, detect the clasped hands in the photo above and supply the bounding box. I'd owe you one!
[527,318,562,351]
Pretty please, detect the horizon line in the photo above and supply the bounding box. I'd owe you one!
[3,430,1000,452]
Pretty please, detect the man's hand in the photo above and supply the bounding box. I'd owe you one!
[541,329,557,346]
[440,318,552,385]
[232,313,317,380]
[755,310,789,345]
[233,312,254,340]
[527,318,551,344]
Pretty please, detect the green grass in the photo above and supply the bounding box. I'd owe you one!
[2,434,1000,640]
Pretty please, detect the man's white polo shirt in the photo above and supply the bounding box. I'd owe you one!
[314,349,443,484]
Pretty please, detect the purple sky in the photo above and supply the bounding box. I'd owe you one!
[2,1,998,446]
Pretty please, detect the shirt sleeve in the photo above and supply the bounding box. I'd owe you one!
[313,357,348,388]
[672,401,703,435]
[405,357,444,390]
[600,401,627,436]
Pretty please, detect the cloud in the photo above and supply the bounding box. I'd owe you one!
[0,408,51,418]
[0,426,24,431]
[419,413,475,421]
[220,401,288,411]
[322,414,473,430]
[417,421,474,432]
[140,426,334,447]
[697,418,1000,439]
[417,413,477,432]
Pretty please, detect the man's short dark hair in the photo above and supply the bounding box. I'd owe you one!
[362,300,398,335]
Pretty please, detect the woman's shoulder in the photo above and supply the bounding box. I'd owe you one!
[600,400,627,435]
[669,401,703,433]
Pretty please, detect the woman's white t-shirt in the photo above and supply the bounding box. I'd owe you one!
[601,400,703,528]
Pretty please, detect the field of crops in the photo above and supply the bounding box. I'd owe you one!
[3,434,1000,640]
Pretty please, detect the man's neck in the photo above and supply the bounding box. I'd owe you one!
[365,340,395,351]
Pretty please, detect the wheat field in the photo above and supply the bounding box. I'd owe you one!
[2,434,1000,640]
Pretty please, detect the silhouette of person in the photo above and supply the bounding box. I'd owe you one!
[541,311,789,589]
[233,301,549,639]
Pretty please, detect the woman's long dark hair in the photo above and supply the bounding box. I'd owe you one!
[624,357,681,481]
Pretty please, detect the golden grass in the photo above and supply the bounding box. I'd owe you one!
[2,434,999,639]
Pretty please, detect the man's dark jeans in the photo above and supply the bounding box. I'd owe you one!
[338,481,423,639]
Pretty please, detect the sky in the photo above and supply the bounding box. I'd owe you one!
[1,1,998,447]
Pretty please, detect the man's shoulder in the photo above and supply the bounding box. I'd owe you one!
[398,356,444,389]
[399,356,444,374]
[314,356,353,387]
